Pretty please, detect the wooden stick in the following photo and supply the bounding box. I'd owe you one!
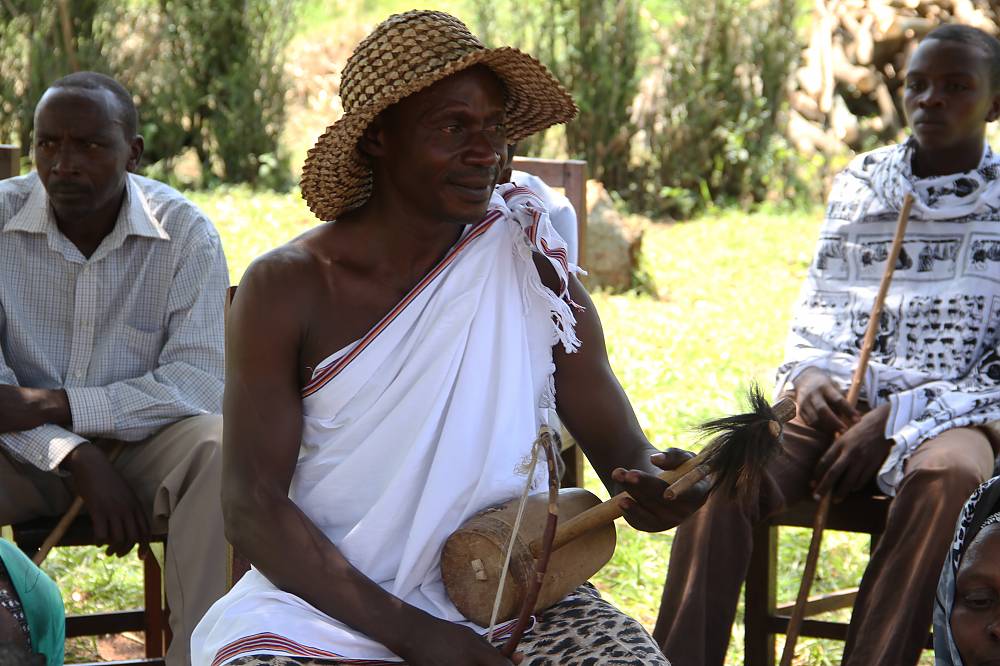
[779,192,913,666]
[532,396,796,556]
[500,430,560,658]
[532,449,707,557]
[32,442,127,566]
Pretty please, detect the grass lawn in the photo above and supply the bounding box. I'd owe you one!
[53,189,932,664]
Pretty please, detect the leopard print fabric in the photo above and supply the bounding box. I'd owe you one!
[224,585,669,665]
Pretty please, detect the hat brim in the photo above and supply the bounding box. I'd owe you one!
[301,47,577,222]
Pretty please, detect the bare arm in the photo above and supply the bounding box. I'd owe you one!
[550,268,708,531]
[222,251,517,665]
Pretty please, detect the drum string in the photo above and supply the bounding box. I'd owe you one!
[486,425,548,641]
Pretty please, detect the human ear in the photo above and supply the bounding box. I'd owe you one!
[357,116,388,159]
[128,135,144,173]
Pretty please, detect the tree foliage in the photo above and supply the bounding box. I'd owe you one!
[472,0,642,194]
[0,0,296,188]
[629,0,802,216]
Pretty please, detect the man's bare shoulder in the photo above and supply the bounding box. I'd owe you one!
[237,226,336,310]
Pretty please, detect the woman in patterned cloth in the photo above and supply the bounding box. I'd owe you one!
[934,475,1000,666]
[0,538,63,665]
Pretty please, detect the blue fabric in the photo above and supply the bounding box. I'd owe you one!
[0,538,64,665]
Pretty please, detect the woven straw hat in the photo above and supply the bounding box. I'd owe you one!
[300,10,578,221]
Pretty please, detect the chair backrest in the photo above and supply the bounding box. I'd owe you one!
[0,145,19,180]
[510,157,588,262]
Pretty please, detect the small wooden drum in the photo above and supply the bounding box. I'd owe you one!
[441,487,616,626]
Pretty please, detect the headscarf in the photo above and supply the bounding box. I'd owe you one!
[934,475,1000,665]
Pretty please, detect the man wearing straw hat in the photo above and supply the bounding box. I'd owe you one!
[658,24,1000,666]
[193,10,706,666]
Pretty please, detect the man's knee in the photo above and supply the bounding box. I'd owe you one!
[901,449,986,513]
[147,414,223,518]
[164,414,223,469]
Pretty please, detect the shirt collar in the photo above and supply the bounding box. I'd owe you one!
[4,172,171,244]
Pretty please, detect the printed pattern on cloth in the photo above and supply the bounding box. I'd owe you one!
[777,138,1000,494]
[221,586,669,666]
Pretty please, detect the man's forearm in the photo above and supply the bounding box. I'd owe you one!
[227,492,437,654]
[582,432,660,495]
[0,386,71,434]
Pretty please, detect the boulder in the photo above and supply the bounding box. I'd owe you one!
[581,180,646,292]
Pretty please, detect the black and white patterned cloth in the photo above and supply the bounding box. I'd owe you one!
[777,137,1000,494]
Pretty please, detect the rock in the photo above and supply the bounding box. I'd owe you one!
[581,180,646,292]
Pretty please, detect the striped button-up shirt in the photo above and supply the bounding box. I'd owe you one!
[0,172,227,471]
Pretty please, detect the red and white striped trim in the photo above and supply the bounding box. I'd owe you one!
[211,632,347,666]
[302,214,500,398]
[212,618,525,665]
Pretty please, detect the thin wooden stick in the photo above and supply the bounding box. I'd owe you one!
[533,396,796,557]
[533,448,707,557]
[500,428,560,657]
[32,442,127,566]
[779,192,913,666]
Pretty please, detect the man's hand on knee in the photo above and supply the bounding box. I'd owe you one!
[62,442,150,557]
[812,403,892,501]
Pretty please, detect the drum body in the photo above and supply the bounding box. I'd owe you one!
[441,487,616,626]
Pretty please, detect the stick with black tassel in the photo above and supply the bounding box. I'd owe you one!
[532,385,795,557]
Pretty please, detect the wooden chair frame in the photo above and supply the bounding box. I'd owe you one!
[0,145,18,181]
[12,518,169,665]
[743,492,932,665]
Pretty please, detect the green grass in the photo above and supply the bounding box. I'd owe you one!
[47,195,933,664]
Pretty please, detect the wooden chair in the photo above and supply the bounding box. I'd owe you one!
[743,491,933,665]
[13,520,169,665]
[510,157,589,488]
[0,145,18,180]
[0,144,169,665]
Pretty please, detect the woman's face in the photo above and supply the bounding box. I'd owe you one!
[952,524,1000,665]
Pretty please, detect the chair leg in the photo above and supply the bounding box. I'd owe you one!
[143,550,165,658]
[745,522,778,666]
[559,441,585,488]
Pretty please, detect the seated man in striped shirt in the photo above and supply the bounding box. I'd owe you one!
[0,71,229,665]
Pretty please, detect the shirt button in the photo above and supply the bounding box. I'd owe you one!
[74,371,83,379]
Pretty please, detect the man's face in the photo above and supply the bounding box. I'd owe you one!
[903,39,1000,152]
[371,65,507,225]
[33,87,140,224]
[951,525,1000,665]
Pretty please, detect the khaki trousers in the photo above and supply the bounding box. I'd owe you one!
[0,414,226,666]
[654,418,998,666]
